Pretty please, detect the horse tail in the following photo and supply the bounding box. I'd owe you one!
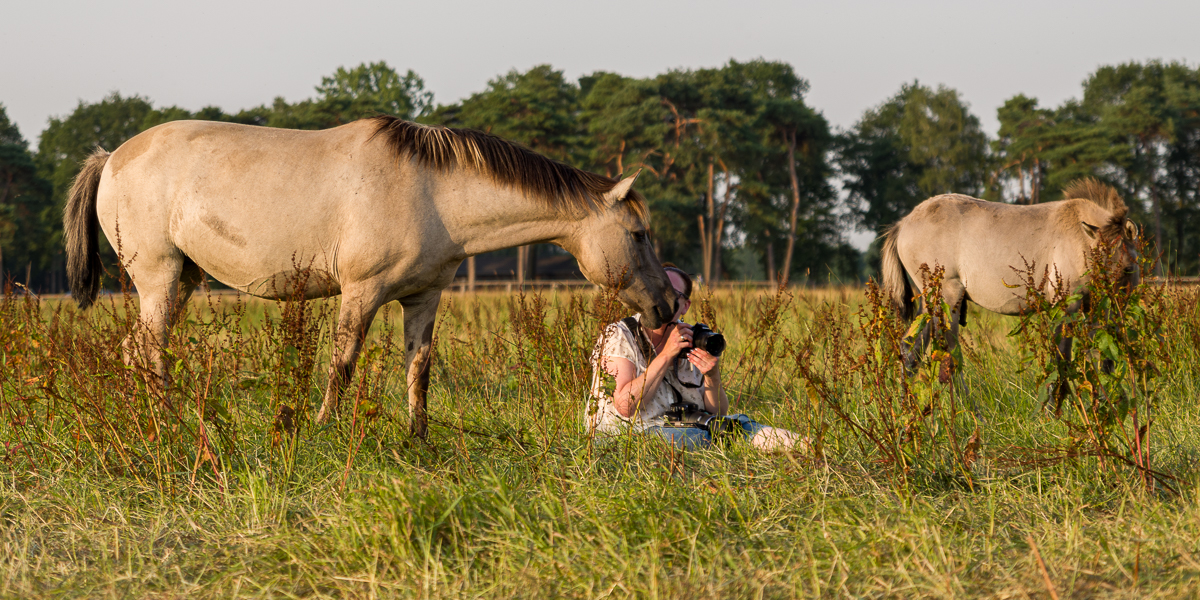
[881,223,913,321]
[65,147,110,310]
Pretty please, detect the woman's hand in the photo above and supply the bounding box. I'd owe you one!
[662,322,693,358]
[687,348,720,376]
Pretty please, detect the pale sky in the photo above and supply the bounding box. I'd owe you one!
[6,0,1197,142]
[3,0,1197,249]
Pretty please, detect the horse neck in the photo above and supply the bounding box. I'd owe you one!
[440,176,578,255]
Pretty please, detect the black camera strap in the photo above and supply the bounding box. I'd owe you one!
[673,359,704,389]
[621,316,653,364]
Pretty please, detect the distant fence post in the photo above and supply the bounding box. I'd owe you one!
[516,246,527,288]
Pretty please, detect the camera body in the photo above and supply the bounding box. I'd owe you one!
[690,323,726,357]
[662,400,741,438]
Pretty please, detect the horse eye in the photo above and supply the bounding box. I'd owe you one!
[632,232,647,243]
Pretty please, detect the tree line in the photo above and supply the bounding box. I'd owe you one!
[1,58,1198,293]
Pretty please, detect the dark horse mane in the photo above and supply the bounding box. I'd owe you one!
[368,116,648,223]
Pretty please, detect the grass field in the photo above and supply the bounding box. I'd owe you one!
[2,280,1200,598]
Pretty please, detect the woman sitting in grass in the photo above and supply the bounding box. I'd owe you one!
[589,264,806,451]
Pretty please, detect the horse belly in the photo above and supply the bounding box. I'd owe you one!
[961,271,1029,315]
[172,202,344,299]
[957,239,1055,316]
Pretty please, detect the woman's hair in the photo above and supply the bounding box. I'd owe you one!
[661,262,693,299]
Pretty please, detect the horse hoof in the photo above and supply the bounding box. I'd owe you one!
[314,406,331,425]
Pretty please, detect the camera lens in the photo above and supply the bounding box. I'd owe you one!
[692,324,726,357]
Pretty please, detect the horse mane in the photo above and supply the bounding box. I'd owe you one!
[368,116,648,223]
[1062,178,1127,214]
[1061,177,1130,239]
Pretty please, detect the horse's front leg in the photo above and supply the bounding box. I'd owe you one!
[316,287,385,423]
[400,290,442,439]
[1050,325,1073,416]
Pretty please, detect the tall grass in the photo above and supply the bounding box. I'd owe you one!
[2,277,1200,597]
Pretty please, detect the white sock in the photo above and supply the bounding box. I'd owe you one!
[748,426,809,452]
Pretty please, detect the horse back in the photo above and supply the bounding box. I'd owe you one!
[96,120,435,298]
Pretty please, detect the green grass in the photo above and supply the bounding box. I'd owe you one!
[3,285,1200,598]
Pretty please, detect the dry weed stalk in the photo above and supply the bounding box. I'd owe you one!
[794,265,978,490]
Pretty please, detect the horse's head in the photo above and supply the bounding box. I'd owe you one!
[1067,178,1140,288]
[569,171,676,328]
[1081,213,1140,288]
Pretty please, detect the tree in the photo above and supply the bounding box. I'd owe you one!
[993,95,1054,203]
[578,72,666,179]
[315,61,433,120]
[993,62,1200,272]
[258,62,435,130]
[838,82,990,235]
[454,65,579,162]
[690,73,757,285]
[0,104,51,283]
[0,104,37,209]
[577,60,849,284]
[646,63,764,285]
[730,59,835,284]
[578,69,705,273]
[1082,61,1200,265]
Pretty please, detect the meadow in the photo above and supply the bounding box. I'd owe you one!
[2,274,1200,599]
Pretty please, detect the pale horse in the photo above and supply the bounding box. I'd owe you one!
[881,178,1139,368]
[64,116,678,438]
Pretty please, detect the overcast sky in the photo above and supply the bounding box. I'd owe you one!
[5,0,1197,145]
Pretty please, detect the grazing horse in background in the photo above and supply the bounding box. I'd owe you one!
[881,178,1139,367]
[64,116,677,437]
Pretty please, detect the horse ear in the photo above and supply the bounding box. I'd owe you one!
[1124,220,1138,239]
[603,169,642,206]
[1080,221,1100,240]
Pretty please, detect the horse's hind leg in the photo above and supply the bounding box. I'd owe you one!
[398,289,442,439]
[940,280,967,352]
[124,255,186,408]
[941,282,982,416]
[903,315,932,372]
[903,279,966,371]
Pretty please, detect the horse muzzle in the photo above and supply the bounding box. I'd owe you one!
[643,301,674,329]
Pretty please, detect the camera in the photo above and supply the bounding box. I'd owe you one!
[662,401,742,439]
[690,323,725,357]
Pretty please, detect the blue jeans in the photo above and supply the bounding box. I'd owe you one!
[644,414,765,450]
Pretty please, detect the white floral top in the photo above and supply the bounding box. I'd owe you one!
[588,314,705,433]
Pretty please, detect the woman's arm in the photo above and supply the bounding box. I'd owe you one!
[601,326,691,418]
[688,349,728,416]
